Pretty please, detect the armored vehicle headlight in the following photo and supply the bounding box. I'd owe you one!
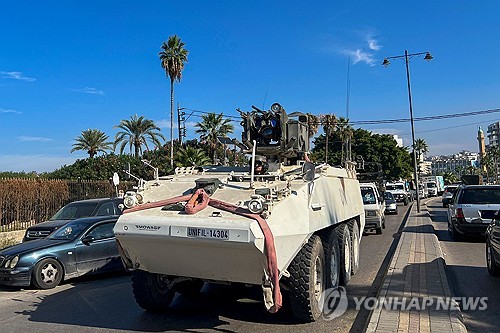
[124,193,138,208]
[248,195,265,214]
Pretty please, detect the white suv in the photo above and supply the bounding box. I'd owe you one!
[360,183,386,234]
[447,185,500,240]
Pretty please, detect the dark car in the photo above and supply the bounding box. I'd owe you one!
[0,216,123,289]
[447,185,500,240]
[486,215,500,276]
[23,197,124,242]
[384,191,398,215]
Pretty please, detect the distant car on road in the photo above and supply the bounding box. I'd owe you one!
[447,185,500,240]
[384,191,398,215]
[0,216,123,289]
[23,197,124,242]
[360,183,385,234]
[486,215,500,276]
[442,185,459,208]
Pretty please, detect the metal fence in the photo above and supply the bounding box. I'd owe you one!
[0,178,136,232]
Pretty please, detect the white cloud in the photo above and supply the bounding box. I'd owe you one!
[72,87,105,95]
[18,136,53,142]
[0,154,78,173]
[342,49,376,66]
[0,71,36,82]
[367,36,381,51]
[0,108,21,114]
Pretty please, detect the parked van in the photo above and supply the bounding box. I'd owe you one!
[360,182,386,234]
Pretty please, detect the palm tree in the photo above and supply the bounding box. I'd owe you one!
[71,129,113,158]
[442,171,458,185]
[336,117,353,164]
[320,114,337,163]
[175,146,211,167]
[114,115,165,158]
[159,35,189,168]
[195,113,234,164]
[414,138,429,162]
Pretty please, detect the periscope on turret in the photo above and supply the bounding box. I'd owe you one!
[113,103,366,322]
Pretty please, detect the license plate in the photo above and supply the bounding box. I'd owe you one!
[480,210,496,219]
[187,227,229,240]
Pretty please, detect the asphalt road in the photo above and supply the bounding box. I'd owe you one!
[0,205,410,333]
[426,197,500,333]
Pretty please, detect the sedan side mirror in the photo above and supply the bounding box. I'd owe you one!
[81,235,95,245]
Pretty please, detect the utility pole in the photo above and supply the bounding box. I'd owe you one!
[177,104,186,145]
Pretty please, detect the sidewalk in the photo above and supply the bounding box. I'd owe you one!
[365,202,467,332]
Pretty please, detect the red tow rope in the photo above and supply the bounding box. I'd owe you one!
[123,189,282,313]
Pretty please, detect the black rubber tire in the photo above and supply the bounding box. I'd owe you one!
[449,222,462,241]
[132,270,175,312]
[404,199,408,206]
[382,217,386,229]
[335,223,352,286]
[375,227,383,235]
[486,239,500,277]
[32,258,63,289]
[176,279,204,299]
[288,235,325,322]
[324,228,340,291]
[349,221,360,276]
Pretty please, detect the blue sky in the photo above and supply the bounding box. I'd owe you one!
[1,1,500,172]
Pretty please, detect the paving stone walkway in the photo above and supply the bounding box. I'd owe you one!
[366,203,467,332]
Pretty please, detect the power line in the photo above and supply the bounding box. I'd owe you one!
[181,106,500,126]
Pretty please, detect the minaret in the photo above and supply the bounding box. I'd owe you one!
[478,127,486,172]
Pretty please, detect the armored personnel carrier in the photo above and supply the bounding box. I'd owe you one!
[114,103,365,321]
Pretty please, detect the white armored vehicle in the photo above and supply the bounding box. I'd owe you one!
[114,103,365,321]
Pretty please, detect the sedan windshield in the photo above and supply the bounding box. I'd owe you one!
[361,188,377,204]
[50,202,99,221]
[49,221,89,240]
[384,192,395,201]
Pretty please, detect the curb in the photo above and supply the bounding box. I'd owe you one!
[425,207,467,332]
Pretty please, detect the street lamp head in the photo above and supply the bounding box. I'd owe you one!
[382,58,390,67]
[424,52,433,61]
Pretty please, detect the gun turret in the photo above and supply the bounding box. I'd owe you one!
[239,103,310,165]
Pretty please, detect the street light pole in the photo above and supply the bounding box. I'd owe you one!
[383,50,433,213]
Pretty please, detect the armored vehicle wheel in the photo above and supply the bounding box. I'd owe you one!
[324,228,340,291]
[288,235,325,322]
[176,279,204,299]
[32,258,63,289]
[335,223,352,286]
[132,270,175,312]
[376,226,383,235]
[349,221,360,275]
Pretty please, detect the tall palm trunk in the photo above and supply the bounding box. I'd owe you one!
[170,78,174,168]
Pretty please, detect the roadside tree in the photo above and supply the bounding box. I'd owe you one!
[71,129,113,158]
